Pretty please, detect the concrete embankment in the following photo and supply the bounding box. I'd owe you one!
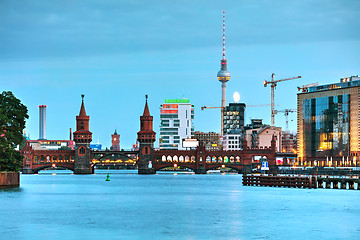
[0,172,20,187]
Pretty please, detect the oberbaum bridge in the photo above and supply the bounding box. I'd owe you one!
[21,96,278,175]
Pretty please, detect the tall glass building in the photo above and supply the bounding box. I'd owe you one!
[223,103,246,135]
[297,75,360,166]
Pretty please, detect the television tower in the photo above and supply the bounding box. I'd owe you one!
[217,10,231,136]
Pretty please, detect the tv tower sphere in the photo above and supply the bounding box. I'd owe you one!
[217,60,231,83]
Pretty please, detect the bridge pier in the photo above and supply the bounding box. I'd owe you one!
[22,168,34,174]
[341,180,347,189]
[195,168,207,174]
[243,165,252,174]
[138,168,156,174]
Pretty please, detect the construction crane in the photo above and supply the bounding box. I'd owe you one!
[274,109,296,131]
[263,73,302,126]
[297,82,319,93]
[201,104,270,110]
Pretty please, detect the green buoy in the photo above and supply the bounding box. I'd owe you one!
[105,173,110,181]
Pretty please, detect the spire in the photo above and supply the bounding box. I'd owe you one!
[217,10,230,82]
[222,10,226,60]
[114,129,118,135]
[79,94,87,117]
[143,95,150,116]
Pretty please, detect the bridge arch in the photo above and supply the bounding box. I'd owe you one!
[32,165,75,174]
[94,152,135,161]
[206,164,243,173]
[154,164,197,172]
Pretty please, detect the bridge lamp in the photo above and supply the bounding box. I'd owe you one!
[52,163,56,168]
[221,165,225,168]
[174,163,177,168]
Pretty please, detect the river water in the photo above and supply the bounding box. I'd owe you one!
[1,170,359,240]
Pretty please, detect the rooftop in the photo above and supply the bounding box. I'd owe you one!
[308,75,360,93]
[165,99,190,103]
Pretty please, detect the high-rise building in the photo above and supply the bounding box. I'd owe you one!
[39,105,47,140]
[223,103,246,135]
[192,131,221,150]
[111,130,120,151]
[222,102,246,150]
[159,99,194,150]
[297,75,360,166]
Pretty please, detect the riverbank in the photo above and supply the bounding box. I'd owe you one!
[0,172,19,187]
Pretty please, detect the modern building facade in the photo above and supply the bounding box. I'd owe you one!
[192,131,222,150]
[223,103,246,135]
[223,134,242,150]
[297,75,360,166]
[159,99,194,150]
[221,102,246,150]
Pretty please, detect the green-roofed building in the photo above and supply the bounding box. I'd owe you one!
[160,99,194,150]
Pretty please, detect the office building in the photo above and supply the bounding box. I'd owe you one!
[297,75,360,166]
[223,103,246,135]
[223,134,242,150]
[159,99,194,150]
[193,131,221,150]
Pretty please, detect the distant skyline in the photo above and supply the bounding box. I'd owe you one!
[1,0,359,148]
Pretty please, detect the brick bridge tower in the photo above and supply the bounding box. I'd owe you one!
[137,95,156,174]
[73,95,93,174]
[111,130,120,151]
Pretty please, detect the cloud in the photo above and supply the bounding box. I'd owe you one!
[0,0,359,60]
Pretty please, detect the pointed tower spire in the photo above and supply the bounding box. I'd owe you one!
[143,94,150,116]
[79,94,87,117]
[222,10,226,60]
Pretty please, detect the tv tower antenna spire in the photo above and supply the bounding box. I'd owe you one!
[222,10,226,59]
[217,10,231,137]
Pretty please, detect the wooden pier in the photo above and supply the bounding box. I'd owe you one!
[243,174,317,188]
[243,174,360,190]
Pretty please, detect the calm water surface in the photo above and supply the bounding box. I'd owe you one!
[1,170,359,240]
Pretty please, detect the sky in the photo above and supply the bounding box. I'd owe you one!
[1,0,359,149]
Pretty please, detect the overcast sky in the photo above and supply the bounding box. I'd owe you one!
[1,0,359,148]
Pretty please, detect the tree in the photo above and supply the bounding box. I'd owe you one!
[0,91,28,172]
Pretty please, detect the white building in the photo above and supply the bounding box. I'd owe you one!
[223,134,242,150]
[159,99,194,150]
